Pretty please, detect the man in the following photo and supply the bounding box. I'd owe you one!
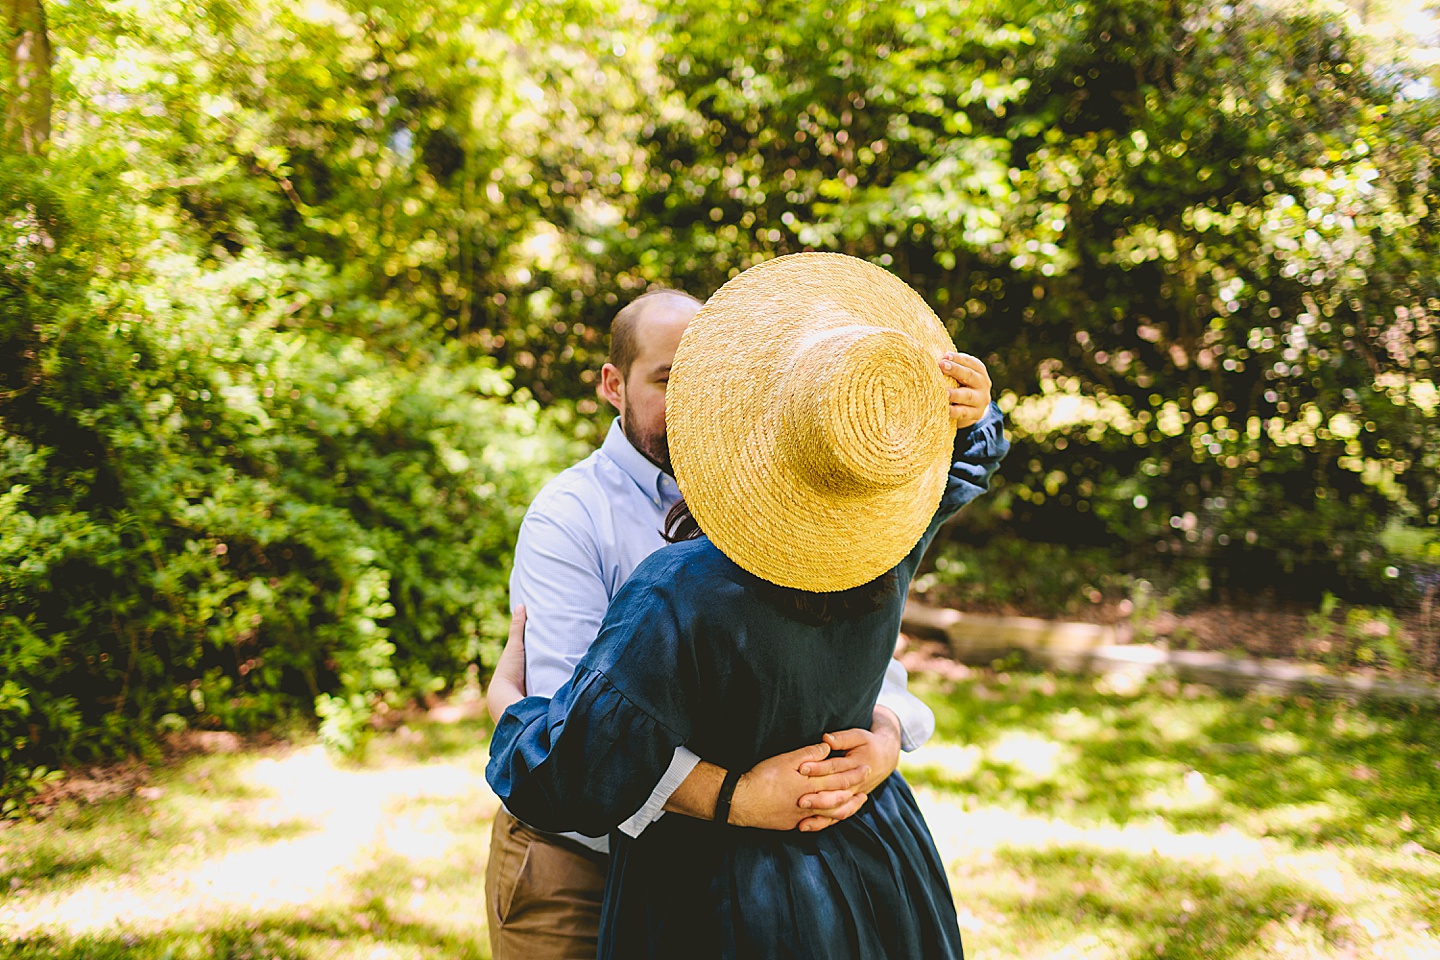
[484,289,939,959]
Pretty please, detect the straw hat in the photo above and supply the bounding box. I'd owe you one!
[667,252,958,592]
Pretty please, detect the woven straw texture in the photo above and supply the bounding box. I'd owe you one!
[668,252,958,592]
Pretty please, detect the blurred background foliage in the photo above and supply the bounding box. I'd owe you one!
[1,0,1438,798]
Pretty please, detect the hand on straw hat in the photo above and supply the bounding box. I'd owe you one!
[940,352,991,428]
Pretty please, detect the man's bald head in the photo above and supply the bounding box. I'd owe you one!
[599,288,702,476]
[608,289,703,378]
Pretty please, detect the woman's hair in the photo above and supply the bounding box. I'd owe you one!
[663,499,897,626]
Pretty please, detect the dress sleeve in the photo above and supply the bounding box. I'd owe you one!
[486,560,697,838]
[896,402,1010,585]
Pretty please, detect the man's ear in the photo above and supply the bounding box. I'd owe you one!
[598,362,625,412]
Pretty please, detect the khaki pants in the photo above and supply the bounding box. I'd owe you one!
[485,807,607,960]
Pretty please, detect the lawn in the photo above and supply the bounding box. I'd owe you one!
[1,664,1437,959]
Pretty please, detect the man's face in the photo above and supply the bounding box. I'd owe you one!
[599,299,698,475]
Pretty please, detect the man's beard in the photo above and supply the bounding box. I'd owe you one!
[622,404,672,477]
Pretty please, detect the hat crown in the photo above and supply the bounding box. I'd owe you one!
[667,252,958,592]
[779,325,945,497]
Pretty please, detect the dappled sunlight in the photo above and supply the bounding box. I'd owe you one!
[915,786,1440,958]
[913,671,1440,850]
[988,731,1071,780]
[901,742,983,785]
[4,680,1438,959]
[0,744,497,941]
[901,669,1440,957]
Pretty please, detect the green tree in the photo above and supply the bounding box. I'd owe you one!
[1,0,50,155]
[619,0,1439,603]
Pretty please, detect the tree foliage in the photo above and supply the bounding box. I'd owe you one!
[617,0,1439,603]
[2,0,1438,796]
[1,0,52,155]
[0,1,589,798]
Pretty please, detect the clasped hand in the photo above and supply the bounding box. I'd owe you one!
[485,607,903,833]
[730,706,902,833]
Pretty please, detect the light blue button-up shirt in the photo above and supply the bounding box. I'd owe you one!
[509,418,935,852]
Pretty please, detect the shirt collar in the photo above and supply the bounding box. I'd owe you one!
[601,418,680,509]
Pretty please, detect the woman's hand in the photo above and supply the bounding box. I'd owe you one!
[728,741,872,831]
[486,606,528,724]
[792,706,904,831]
[940,352,991,428]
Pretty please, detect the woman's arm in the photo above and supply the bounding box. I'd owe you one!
[490,604,872,831]
[486,559,699,838]
[890,356,1010,590]
[487,664,687,837]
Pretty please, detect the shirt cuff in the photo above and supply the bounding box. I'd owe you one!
[616,745,702,838]
[876,658,936,752]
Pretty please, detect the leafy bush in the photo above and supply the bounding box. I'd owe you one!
[0,152,578,802]
[8,0,1440,801]
[613,0,1440,606]
[911,538,1135,620]
[1304,592,1427,673]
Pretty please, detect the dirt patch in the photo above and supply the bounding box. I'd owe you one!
[26,758,154,812]
[914,585,1440,681]
[21,729,288,820]
[1142,606,1439,680]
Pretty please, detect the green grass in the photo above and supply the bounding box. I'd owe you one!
[908,671,1440,850]
[903,670,1440,958]
[2,678,1438,959]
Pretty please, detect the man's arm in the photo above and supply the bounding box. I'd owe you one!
[508,509,610,699]
[488,607,873,832]
[486,606,529,723]
[876,656,936,752]
[507,508,713,833]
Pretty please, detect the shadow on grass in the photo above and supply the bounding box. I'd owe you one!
[0,753,311,896]
[0,845,495,960]
[983,845,1341,960]
[911,671,1440,853]
[0,910,491,960]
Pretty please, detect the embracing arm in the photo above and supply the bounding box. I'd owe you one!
[489,608,872,832]
[489,592,706,837]
[487,664,687,837]
[934,351,1008,525]
[892,358,1009,591]
[505,509,715,833]
[487,561,701,837]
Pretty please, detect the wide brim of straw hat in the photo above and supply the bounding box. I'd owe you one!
[668,252,958,592]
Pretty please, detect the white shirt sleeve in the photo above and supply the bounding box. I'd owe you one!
[508,507,612,700]
[616,745,701,837]
[876,656,935,752]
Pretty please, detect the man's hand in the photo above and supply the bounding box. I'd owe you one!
[486,606,528,724]
[794,705,904,830]
[728,742,872,832]
[940,352,991,428]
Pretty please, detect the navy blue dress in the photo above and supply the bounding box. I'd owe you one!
[487,404,1009,960]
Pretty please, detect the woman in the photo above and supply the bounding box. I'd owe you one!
[487,253,1009,959]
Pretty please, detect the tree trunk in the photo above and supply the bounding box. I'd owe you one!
[3,0,51,155]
